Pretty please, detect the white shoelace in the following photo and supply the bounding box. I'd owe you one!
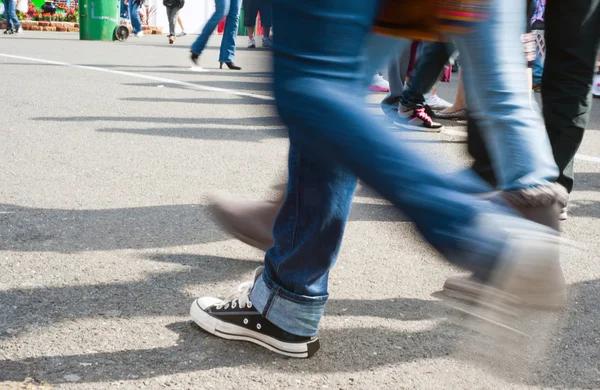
[216,281,253,310]
[215,267,263,310]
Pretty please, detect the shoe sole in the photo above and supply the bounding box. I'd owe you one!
[443,232,565,334]
[209,203,273,251]
[368,86,389,92]
[393,121,443,133]
[190,300,319,358]
[442,282,566,311]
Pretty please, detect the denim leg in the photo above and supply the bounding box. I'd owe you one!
[532,54,544,85]
[400,42,455,108]
[7,0,19,30]
[250,0,526,337]
[361,34,408,92]
[2,0,10,30]
[218,0,241,63]
[531,31,545,85]
[129,1,142,33]
[191,0,229,56]
[381,43,412,117]
[453,0,558,192]
[251,142,358,337]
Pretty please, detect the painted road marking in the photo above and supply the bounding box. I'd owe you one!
[3,53,600,165]
[0,53,274,101]
[443,128,600,164]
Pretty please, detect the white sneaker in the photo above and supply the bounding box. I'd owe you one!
[425,94,452,110]
[248,37,256,48]
[190,267,320,358]
[369,74,390,92]
[133,31,144,37]
[592,73,600,97]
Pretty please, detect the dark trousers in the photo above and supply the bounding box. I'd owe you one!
[243,0,272,30]
[468,0,600,193]
[166,5,181,36]
[543,0,600,192]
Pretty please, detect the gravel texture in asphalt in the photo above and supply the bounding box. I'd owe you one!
[1,33,599,389]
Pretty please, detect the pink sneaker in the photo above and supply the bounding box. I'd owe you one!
[369,74,390,92]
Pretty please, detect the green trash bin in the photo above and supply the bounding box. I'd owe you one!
[79,0,120,41]
[237,8,247,36]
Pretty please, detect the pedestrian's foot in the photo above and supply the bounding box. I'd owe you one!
[443,227,566,317]
[177,30,187,37]
[368,74,390,92]
[3,29,13,35]
[248,37,256,48]
[434,108,467,120]
[15,26,22,34]
[262,36,272,48]
[190,267,321,358]
[559,206,568,221]
[425,94,452,111]
[190,51,200,66]
[397,105,443,131]
[208,191,279,251]
[133,31,144,37]
[168,35,175,44]
[532,83,542,92]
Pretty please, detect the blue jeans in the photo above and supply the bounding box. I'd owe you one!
[128,0,142,34]
[531,44,544,85]
[3,0,20,30]
[456,1,557,191]
[249,0,557,337]
[191,0,241,63]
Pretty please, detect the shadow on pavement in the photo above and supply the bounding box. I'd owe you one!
[33,116,282,127]
[573,172,600,192]
[0,204,227,252]
[569,200,600,218]
[121,96,273,105]
[96,126,287,142]
[0,254,262,337]
[1,254,597,389]
[122,80,273,92]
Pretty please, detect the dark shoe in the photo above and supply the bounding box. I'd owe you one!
[502,183,568,231]
[397,105,443,131]
[208,191,282,251]
[190,51,199,66]
[3,29,13,35]
[190,267,320,358]
[220,62,242,70]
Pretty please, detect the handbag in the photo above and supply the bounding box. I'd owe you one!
[373,0,491,41]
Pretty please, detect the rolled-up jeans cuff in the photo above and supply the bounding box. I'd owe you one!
[249,271,327,337]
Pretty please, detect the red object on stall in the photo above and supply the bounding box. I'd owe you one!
[217,17,225,34]
[256,13,263,36]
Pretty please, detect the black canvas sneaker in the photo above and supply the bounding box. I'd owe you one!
[190,267,320,358]
[397,104,443,131]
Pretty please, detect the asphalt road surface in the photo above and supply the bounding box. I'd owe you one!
[1,33,599,389]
